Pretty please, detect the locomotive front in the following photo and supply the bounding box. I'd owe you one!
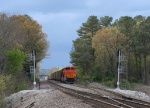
[61,66,76,83]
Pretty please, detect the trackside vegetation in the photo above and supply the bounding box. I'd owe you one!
[7,48,25,74]
[0,12,49,107]
[70,15,150,88]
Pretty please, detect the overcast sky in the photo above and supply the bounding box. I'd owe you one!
[1,0,150,69]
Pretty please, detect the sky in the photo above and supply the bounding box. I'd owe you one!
[1,0,150,69]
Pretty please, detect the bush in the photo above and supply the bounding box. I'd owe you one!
[120,79,134,90]
[0,75,11,107]
[0,75,6,106]
[101,78,115,88]
[76,68,83,80]
[91,76,101,82]
[102,76,113,82]
[15,80,27,92]
[130,77,142,83]
[7,48,25,74]
[91,65,103,82]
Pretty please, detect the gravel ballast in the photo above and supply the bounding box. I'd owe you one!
[5,89,93,108]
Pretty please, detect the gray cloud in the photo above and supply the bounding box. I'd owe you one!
[1,0,150,69]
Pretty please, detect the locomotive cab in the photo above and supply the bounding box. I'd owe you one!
[61,66,76,83]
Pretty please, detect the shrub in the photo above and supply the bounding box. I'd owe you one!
[0,75,11,107]
[7,48,25,74]
[120,79,134,90]
[0,75,6,106]
[15,80,27,92]
[101,78,115,88]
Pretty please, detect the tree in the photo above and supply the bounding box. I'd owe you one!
[132,16,150,84]
[0,13,24,73]
[114,16,136,37]
[112,16,136,81]
[128,15,146,81]
[92,27,126,81]
[10,15,49,62]
[70,37,93,75]
[133,15,145,22]
[99,16,113,27]
[77,15,100,39]
[0,13,49,98]
[71,16,100,77]
[7,48,25,74]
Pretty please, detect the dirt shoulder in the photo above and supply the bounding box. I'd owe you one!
[134,83,150,97]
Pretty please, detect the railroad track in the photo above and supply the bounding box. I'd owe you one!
[48,80,150,108]
[88,86,150,108]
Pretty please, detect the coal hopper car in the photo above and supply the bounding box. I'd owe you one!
[49,66,76,83]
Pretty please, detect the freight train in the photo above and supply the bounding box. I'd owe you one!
[49,66,76,84]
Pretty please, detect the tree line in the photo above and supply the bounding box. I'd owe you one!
[70,15,150,87]
[0,12,49,106]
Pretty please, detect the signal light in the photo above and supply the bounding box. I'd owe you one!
[117,49,121,56]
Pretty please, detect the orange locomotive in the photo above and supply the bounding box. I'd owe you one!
[50,66,76,83]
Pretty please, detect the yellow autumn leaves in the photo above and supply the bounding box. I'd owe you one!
[92,27,127,62]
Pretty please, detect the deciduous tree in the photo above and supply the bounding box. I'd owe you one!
[92,27,126,81]
[11,15,49,62]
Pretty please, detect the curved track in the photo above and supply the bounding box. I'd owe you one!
[89,86,150,107]
[48,80,150,108]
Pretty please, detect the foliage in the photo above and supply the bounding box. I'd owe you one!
[70,37,95,75]
[0,12,49,74]
[0,12,49,107]
[92,27,126,81]
[4,72,27,97]
[76,68,84,80]
[0,75,6,106]
[131,16,150,84]
[0,13,23,74]
[114,16,136,37]
[99,16,113,27]
[71,16,100,76]
[71,14,150,86]
[90,65,103,82]
[112,16,148,84]
[130,77,141,83]
[7,48,25,74]
[76,68,93,83]
[133,15,145,22]
[10,14,49,62]
[77,15,100,38]
[15,80,26,92]
[101,78,115,88]
[119,79,135,90]
[0,75,11,107]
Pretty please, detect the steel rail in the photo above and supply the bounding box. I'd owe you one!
[99,87,150,107]
[88,85,150,106]
[114,98,150,108]
[81,84,150,108]
[48,80,133,108]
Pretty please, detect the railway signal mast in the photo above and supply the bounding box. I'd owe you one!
[32,49,37,90]
[26,50,37,90]
[117,49,121,90]
[117,49,128,90]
